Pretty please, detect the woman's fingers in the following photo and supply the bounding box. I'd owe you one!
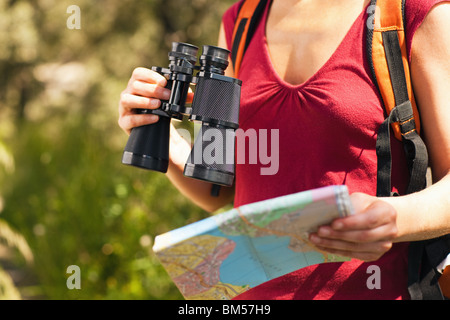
[315,223,397,244]
[118,113,159,135]
[128,80,171,102]
[120,92,161,111]
[130,67,167,86]
[309,193,399,262]
[331,193,397,232]
[119,67,196,135]
[118,68,171,134]
[312,244,392,262]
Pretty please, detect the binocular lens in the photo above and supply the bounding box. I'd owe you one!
[200,45,229,71]
[184,124,236,186]
[122,116,170,173]
[171,42,198,62]
[184,45,241,187]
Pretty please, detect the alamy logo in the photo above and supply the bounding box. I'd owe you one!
[66,265,81,289]
[66,5,81,30]
[366,5,380,30]
[366,265,381,290]
[176,126,280,176]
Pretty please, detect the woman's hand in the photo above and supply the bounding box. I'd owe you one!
[309,192,398,262]
[118,67,171,135]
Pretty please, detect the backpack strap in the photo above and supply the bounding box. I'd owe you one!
[231,0,269,76]
[408,236,450,300]
[366,0,428,197]
[368,0,448,300]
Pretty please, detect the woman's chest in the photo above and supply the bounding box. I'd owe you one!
[265,0,370,85]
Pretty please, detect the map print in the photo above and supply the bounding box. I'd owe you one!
[153,185,354,300]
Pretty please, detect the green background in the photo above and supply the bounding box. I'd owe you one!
[0,0,237,299]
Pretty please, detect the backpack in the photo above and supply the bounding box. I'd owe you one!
[230,0,450,300]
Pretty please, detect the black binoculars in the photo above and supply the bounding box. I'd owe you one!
[122,42,242,194]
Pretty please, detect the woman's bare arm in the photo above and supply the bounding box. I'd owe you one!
[309,3,450,261]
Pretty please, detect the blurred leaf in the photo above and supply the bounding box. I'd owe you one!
[0,219,33,265]
[0,267,21,300]
[0,141,15,176]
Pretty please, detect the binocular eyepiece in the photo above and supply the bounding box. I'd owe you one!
[122,42,242,193]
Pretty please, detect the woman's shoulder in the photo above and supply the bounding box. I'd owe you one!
[404,0,445,29]
[222,0,245,50]
[403,0,447,61]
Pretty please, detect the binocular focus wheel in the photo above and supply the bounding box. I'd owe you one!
[183,163,234,187]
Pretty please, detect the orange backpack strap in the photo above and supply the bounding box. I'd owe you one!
[231,0,268,76]
[367,0,428,197]
[439,265,450,299]
[369,0,448,301]
[368,0,420,140]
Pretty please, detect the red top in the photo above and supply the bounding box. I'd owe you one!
[222,0,445,300]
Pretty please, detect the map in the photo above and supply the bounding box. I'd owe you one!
[152,185,354,300]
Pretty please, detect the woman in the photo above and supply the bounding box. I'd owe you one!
[118,0,450,299]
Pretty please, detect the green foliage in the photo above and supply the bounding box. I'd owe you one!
[0,218,34,299]
[0,0,237,299]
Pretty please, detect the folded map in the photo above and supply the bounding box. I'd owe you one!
[153,185,354,300]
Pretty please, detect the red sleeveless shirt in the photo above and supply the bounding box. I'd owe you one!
[222,0,445,300]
